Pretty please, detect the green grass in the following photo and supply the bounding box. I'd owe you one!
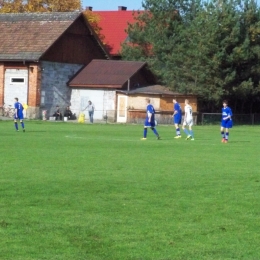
[0,121,260,260]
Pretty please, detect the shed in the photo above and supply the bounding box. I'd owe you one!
[68,60,197,123]
[68,59,156,122]
[117,85,198,124]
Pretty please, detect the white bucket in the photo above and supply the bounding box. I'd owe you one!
[64,117,68,122]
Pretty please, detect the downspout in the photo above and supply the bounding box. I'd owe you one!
[127,79,130,92]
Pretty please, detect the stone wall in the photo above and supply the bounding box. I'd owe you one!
[40,61,82,119]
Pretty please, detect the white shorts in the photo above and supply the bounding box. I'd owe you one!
[183,118,193,127]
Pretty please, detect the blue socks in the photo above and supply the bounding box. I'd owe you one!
[143,128,147,138]
[15,121,25,130]
[144,127,159,138]
[176,128,181,136]
[152,128,159,136]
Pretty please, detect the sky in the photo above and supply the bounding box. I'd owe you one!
[82,0,143,11]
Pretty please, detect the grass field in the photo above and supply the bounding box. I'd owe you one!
[0,120,260,260]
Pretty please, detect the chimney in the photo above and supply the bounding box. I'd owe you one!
[118,6,127,11]
[85,6,93,11]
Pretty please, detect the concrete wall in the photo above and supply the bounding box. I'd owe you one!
[70,89,116,122]
[40,61,83,119]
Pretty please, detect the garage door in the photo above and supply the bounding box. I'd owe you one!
[4,69,28,115]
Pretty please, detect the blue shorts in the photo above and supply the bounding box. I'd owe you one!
[221,119,232,128]
[14,113,24,120]
[144,119,155,128]
[173,116,181,125]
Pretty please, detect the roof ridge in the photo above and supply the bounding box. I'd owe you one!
[92,59,146,63]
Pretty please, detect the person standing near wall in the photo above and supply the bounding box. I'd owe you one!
[84,101,95,123]
[14,97,25,132]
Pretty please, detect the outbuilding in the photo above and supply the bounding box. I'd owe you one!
[68,60,197,123]
[0,12,108,118]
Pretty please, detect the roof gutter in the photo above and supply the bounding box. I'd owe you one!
[0,59,39,62]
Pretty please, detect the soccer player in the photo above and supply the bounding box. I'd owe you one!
[182,99,194,140]
[221,100,232,143]
[141,98,160,140]
[14,97,25,132]
[172,99,182,138]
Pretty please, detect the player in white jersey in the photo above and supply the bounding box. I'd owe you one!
[182,99,194,140]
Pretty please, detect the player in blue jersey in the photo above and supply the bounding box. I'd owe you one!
[221,100,232,143]
[14,97,25,132]
[141,98,160,140]
[172,99,182,138]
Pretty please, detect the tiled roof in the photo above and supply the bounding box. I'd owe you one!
[68,59,146,88]
[0,12,80,61]
[93,10,140,56]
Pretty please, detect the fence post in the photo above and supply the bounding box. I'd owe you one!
[106,110,107,124]
[252,114,254,125]
[202,113,204,125]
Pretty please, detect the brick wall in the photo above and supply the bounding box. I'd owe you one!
[26,64,42,119]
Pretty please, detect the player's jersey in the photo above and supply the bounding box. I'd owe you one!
[144,104,156,127]
[174,103,182,118]
[185,104,193,121]
[14,102,24,113]
[146,104,155,122]
[222,107,232,120]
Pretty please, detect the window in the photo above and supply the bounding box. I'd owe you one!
[10,78,25,84]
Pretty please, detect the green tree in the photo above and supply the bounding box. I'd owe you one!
[122,0,260,112]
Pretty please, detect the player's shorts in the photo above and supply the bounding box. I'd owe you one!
[173,116,182,125]
[183,118,193,127]
[221,119,233,128]
[144,119,155,128]
[14,113,24,120]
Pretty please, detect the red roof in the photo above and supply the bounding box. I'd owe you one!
[93,10,140,56]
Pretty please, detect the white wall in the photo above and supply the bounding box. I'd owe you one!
[4,69,28,106]
[70,89,116,121]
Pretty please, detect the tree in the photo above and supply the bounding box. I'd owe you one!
[0,0,81,13]
[122,0,260,112]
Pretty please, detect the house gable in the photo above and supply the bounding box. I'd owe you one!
[41,15,109,64]
[0,12,109,63]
